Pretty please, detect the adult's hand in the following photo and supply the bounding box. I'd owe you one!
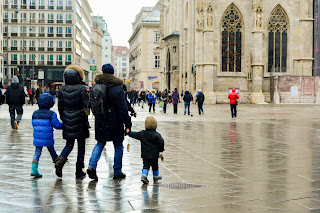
[125,128,130,133]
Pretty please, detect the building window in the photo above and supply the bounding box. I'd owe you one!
[66,55,72,65]
[39,0,45,9]
[57,27,63,37]
[48,13,54,23]
[20,26,26,36]
[39,54,45,65]
[48,0,54,9]
[122,51,126,55]
[66,0,72,10]
[47,41,54,51]
[65,27,72,37]
[66,14,72,24]
[20,12,27,22]
[30,0,36,9]
[221,4,243,72]
[47,55,54,65]
[11,40,17,50]
[38,40,45,51]
[57,14,63,24]
[21,0,27,9]
[122,63,127,66]
[66,41,72,51]
[155,33,160,42]
[57,0,63,10]
[48,27,54,37]
[155,55,160,68]
[57,41,63,51]
[122,57,126,61]
[39,26,45,37]
[268,5,288,73]
[56,55,63,65]
[39,13,45,23]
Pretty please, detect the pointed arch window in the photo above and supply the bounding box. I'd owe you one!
[221,4,243,72]
[268,5,289,72]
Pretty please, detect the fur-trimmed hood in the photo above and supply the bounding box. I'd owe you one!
[65,65,85,80]
[94,73,123,86]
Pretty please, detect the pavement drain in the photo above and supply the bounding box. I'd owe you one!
[158,182,206,190]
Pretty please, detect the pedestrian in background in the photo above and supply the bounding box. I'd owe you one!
[148,90,157,113]
[28,87,34,106]
[31,93,63,178]
[196,89,205,115]
[228,88,239,118]
[126,116,164,184]
[183,91,193,115]
[6,76,25,130]
[55,65,90,178]
[140,89,146,109]
[172,88,179,114]
[161,89,168,113]
[0,82,4,105]
[128,88,135,107]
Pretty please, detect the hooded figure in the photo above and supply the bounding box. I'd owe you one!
[87,63,132,181]
[55,65,90,178]
[172,88,179,114]
[6,76,25,130]
[228,88,239,118]
[196,89,205,115]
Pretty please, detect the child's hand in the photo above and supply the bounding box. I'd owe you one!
[126,128,130,133]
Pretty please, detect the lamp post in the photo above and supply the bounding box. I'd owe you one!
[29,26,35,81]
[5,1,19,86]
[21,21,27,87]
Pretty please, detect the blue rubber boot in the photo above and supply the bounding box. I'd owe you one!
[31,161,42,178]
[141,169,149,184]
[153,170,162,182]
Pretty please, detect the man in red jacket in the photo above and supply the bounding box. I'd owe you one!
[228,88,239,118]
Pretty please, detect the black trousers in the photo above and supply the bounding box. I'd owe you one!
[143,158,159,171]
[149,103,155,112]
[173,104,178,114]
[61,138,86,163]
[163,103,167,113]
[198,103,204,115]
[230,104,237,118]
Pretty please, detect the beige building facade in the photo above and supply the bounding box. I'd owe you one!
[90,19,103,85]
[159,0,314,103]
[129,2,161,91]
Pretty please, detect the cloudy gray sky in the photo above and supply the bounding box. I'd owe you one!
[88,0,159,47]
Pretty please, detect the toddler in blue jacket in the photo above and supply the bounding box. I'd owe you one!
[31,93,63,178]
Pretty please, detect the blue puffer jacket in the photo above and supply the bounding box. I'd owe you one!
[32,93,63,147]
[148,93,157,104]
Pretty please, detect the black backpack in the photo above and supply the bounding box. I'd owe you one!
[90,84,108,121]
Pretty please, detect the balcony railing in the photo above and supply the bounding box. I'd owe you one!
[48,20,54,24]
[48,33,54,37]
[65,61,72,65]
[29,47,35,51]
[20,33,27,37]
[11,47,18,50]
[29,61,35,65]
[57,34,63,37]
[65,34,72,38]
[11,19,18,23]
[29,33,36,37]
[47,47,54,51]
[57,6,63,10]
[11,61,18,65]
[20,5,27,9]
[56,61,63,65]
[38,47,45,51]
[65,48,72,52]
[38,61,45,65]
[39,6,45,9]
[48,6,54,10]
[38,33,45,37]
[57,20,63,24]
[66,6,72,10]
[38,20,45,24]
[66,20,72,24]
[57,48,63,52]
[47,61,54,65]
[29,5,36,9]
[11,33,18,37]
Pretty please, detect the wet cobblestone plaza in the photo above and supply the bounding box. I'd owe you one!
[1,103,320,212]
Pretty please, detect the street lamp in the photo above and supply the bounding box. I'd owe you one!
[5,1,19,86]
[29,26,35,81]
[21,20,28,87]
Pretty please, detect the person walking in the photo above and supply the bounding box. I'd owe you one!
[140,89,146,109]
[128,89,135,107]
[228,88,239,118]
[148,90,157,113]
[28,87,35,106]
[49,87,56,103]
[55,65,90,178]
[87,64,131,181]
[161,89,168,113]
[196,89,205,115]
[126,116,164,184]
[183,91,193,115]
[172,88,179,114]
[0,82,4,105]
[6,76,25,130]
[31,93,63,178]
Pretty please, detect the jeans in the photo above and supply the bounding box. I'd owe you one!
[230,104,237,118]
[60,139,86,163]
[53,95,56,103]
[130,98,135,106]
[149,103,155,113]
[198,103,204,115]
[33,146,58,162]
[184,102,190,115]
[89,142,124,176]
[173,104,178,114]
[9,105,23,129]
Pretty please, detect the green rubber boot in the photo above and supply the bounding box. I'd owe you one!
[31,161,42,178]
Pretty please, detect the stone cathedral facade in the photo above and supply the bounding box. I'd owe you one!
[158,0,314,104]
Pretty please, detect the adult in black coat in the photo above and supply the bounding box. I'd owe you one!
[196,89,205,115]
[55,65,90,178]
[6,76,25,130]
[0,82,4,105]
[87,64,132,181]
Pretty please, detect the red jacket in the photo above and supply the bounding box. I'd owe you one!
[228,89,239,105]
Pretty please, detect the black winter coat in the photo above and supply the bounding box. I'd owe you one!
[128,130,164,159]
[6,83,25,106]
[196,93,205,104]
[183,92,193,103]
[94,74,131,144]
[58,69,90,140]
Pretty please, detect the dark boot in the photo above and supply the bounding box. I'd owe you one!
[76,162,86,178]
[87,167,98,181]
[55,155,67,178]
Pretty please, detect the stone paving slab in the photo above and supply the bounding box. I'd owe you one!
[1,103,320,212]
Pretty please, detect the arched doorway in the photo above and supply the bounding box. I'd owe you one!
[166,50,171,90]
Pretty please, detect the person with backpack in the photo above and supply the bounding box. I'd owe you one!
[28,88,34,106]
[55,65,90,178]
[148,90,157,113]
[196,89,205,115]
[183,91,193,115]
[87,63,131,181]
[6,76,25,130]
[139,89,146,109]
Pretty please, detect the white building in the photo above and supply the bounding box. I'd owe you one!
[3,0,93,87]
[112,46,130,80]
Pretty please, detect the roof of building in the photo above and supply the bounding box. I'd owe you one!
[142,1,161,24]
[114,46,130,57]
[162,30,180,40]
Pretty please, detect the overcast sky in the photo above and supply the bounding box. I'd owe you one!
[88,0,159,47]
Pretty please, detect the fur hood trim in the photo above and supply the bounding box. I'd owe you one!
[94,74,123,86]
[65,65,85,80]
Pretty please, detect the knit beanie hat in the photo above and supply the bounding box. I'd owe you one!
[12,76,19,84]
[102,63,114,74]
[145,116,157,130]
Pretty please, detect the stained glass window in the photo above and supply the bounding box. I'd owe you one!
[221,4,243,72]
[268,5,288,72]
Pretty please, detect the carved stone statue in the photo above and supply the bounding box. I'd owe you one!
[207,2,213,28]
[256,6,262,30]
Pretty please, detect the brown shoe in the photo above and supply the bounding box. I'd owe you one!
[14,120,18,130]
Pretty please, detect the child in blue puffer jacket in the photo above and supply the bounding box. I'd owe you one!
[31,93,63,178]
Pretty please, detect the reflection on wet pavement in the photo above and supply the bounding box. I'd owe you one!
[1,104,320,212]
